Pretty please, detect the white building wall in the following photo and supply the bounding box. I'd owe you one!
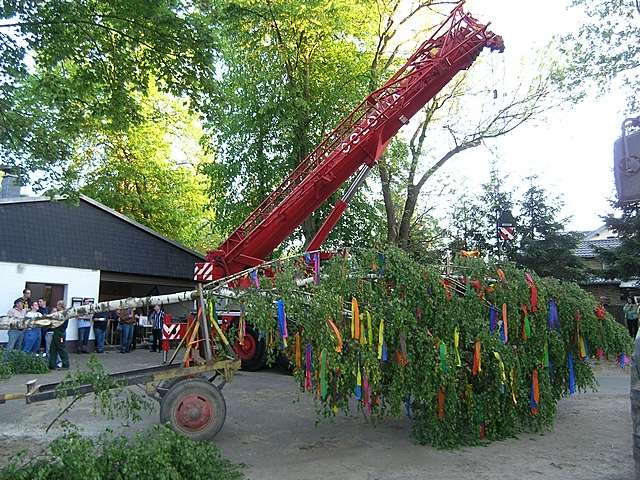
[0,261,100,343]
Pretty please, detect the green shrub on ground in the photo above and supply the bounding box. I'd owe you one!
[0,349,49,377]
[0,425,245,480]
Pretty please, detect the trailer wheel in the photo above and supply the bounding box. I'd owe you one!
[234,325,267,371]
[160,378,226,441]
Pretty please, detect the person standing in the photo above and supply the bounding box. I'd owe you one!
[149,304,165,352]
[92,310,116,353]
[76,299,93,353]
[23,302,42,353]
[4,300,26,360]
[118,308,136,353]
[38,298,50,355]
[625,297,639,339]
[14,288,33,309]
[48,300,69,370]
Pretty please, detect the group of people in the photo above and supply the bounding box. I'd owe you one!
[4,288,69,370]
[4,288,167,369]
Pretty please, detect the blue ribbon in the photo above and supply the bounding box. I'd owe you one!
[548,299,560,330]
[250,269,260,288]
[620,353,627,368]
[382,342,388,362]
[568,352,576,394]
[276,299,287,342]
[489,306,499,334]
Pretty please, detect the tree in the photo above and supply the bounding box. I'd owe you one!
[598,204,640,279]
[0,0,216,190]
[516,176,585,281]
[200,0,379,243]
[560,0,640,111]
[80,86,217,252]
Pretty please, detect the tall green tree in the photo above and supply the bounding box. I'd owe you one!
[0,0,216,190]
[516,176,584,281]
[80,86,217,252]
[200,0,380,244]
[560,0,640,110]
[598,204,640,279]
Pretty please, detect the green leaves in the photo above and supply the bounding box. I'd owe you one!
[0,425,245,480]
[232,246,631,448]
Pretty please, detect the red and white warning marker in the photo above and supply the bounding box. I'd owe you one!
[194,262,214,282]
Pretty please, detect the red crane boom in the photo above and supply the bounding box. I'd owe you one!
[206,3,503,278]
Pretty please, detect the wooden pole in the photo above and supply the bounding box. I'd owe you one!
[198,283,213,361]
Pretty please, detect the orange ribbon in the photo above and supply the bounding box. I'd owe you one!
[326,318,343,353]
[472,340,482,375]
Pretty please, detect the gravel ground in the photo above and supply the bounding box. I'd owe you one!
[0,351,634,479]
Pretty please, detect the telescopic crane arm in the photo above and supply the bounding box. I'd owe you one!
[206,2,504,278]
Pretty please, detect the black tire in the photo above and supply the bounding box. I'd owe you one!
[234,325,267,371]
[159,378,226,441]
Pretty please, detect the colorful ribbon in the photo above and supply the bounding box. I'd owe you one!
[453,327,461,367]
[472,341,482,375]
[351,297,360,340]
[326,318,343,353]
[367,311,373,348]
[496,268,506,283]
[305,344,313,391]
[500,303,509,344]
[578,335,586,359]
[208,300,230,348]
[377,317,384,360]
[354,361,362,400]
[313,252,320,285]
[489,305,499,335]
[620,353,628,368]
[530,369,539,414]
[438,386,445,419]
[510,368,518,405]
[548,299,560,330]
[295,332,302,370]
[568,352,576,394]
[238,306,246,345]
[524,272,538,312]
[250,269,260,288]
[276,299,288,347]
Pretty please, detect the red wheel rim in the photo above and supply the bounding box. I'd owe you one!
[174,393,213,432]
[235,333,257,360]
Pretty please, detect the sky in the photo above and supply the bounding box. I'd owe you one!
[402,0,628,233]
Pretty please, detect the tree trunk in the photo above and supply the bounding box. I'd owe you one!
[378,161,398,244]
[398,185,420,249]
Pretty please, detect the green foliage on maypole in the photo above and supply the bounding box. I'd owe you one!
[231,247,631,448]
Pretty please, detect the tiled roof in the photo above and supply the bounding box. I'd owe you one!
[0,196,204,280]
[575,238,621,257]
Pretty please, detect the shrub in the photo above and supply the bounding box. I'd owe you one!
[0,349,49,377]
[0,425,245,480]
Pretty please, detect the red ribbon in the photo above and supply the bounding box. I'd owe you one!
[524,272,538,312]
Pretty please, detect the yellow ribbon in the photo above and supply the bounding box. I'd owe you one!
[377,317,384,360]
[453,327,461,367]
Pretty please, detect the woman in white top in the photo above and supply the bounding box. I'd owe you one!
[23,301,42,354]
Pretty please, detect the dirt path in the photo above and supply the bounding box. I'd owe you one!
[0,352,634,479]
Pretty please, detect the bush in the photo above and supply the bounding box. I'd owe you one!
[0,349,49,377]
[0,425,245,480]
